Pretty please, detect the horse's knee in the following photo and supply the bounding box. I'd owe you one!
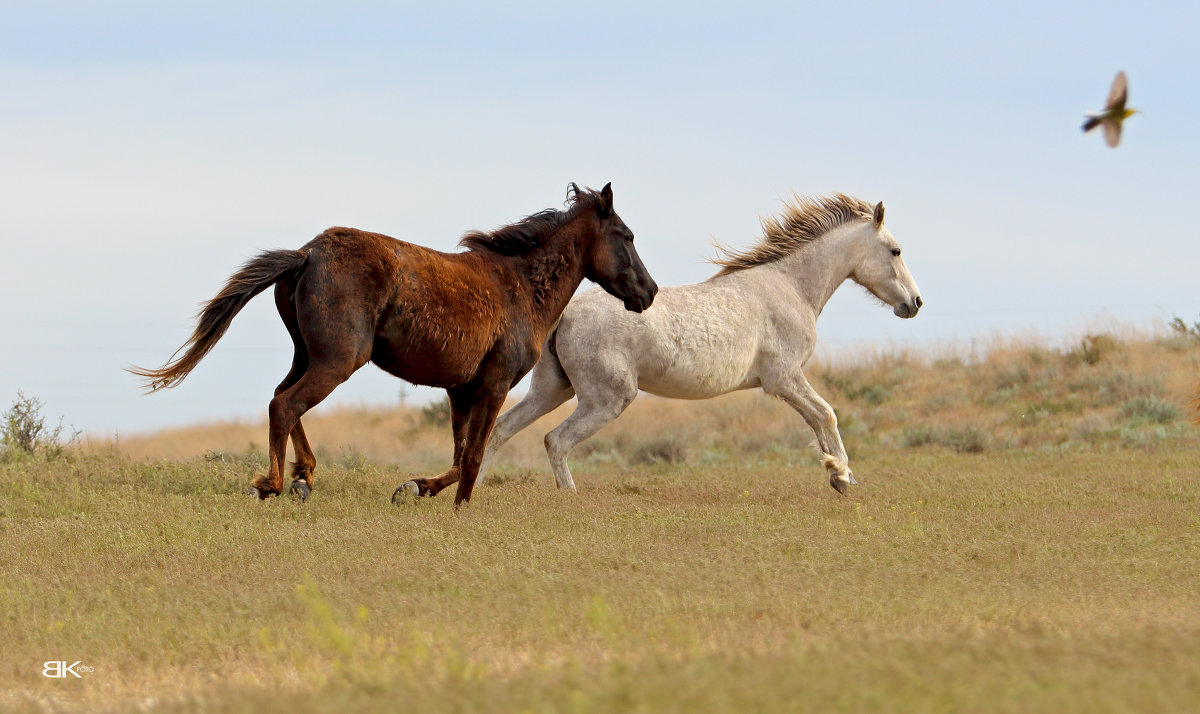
[268,394,295,428]
[544,431,565,462]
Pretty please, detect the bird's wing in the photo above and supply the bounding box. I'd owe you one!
[1103,118,1122,148]
[1106,71,1128,113]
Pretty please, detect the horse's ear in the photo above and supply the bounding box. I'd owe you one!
[873,201,885,228]
[599,182,614,216]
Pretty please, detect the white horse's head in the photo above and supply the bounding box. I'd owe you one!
[849,202,923,319]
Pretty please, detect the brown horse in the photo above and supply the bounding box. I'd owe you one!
[131,183,657,505]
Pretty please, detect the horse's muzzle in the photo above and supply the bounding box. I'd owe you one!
[893,295,922,319]
[624,295,651,313]
[623,282,658,313]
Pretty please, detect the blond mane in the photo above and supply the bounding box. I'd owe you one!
[711,193,876,276]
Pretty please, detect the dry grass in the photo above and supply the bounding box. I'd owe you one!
[4,330,1199,712]
[107,329,1200,473]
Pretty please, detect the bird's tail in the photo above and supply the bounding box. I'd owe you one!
[1081,116,1102,133]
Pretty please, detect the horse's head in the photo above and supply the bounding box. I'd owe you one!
[850,202,923,319]
[580,182,658,313]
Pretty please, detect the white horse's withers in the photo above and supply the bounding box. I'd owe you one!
[481,194,923,493]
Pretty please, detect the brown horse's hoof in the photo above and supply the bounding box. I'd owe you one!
[289,481,311,501]
[250,472,282,499]
[392,480,430,505]
[248,485,278,499]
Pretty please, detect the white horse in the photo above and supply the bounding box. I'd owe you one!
[480,193,923,493]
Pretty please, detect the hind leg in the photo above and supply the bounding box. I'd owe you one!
[544,373,638,491]
[254,360,362,497]
[288,420,317,488]
[254,283,369,498]
[480,353,575,484]
[270,282,319,497]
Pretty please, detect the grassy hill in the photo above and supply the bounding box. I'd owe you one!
[108,327,1200,476]
[3,327,1198,713]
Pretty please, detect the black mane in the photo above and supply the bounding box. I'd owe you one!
[459,184,599,256]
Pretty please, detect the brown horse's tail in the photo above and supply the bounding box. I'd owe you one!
[129,249,308,392]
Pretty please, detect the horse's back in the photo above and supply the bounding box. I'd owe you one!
[298,228,516,387]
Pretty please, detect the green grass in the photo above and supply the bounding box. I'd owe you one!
[2,446,1199,713]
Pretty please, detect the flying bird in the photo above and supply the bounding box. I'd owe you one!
[1082,71,1138,148]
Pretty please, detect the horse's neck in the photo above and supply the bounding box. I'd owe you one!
[512,229,589,329]
[759,224,863,317]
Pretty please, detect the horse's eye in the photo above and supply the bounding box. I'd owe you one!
[890,248,901,257]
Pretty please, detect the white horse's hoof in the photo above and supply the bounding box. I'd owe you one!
[830,475,853,495]
[391,481,421,505]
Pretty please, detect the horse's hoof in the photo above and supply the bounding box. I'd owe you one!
[830,477,849,495]
[392,481,422,505]
[248,485,276,499]
[289,481,311,502]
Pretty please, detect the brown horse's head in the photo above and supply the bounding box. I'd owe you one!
[580,182,658,313]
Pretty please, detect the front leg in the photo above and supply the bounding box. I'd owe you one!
[763,372,856,494]
[451,384,509,506]
[391,383,507,506]
[392,390,470,503]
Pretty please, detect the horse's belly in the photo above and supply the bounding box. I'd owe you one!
[638,359,758,399]
[372,352,477,388]
[370,322,491,388]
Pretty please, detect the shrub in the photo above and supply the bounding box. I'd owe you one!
[1168,315,1200,340]
[1121,395,1178,426]
[1,392,78,459]
[942,426,990,453]
[420,396,452,426]
[900,425,936,448]
[820,371,890,405]
[1069,334,1122,366]
[631,436,688,465]
[994,365,1031,390]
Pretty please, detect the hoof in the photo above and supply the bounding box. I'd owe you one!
[248,485,277,499]
[289,481,311,502]
[830,476,849,495]
[392,480,424,505]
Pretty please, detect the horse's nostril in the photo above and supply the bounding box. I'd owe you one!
[915,296,923,308]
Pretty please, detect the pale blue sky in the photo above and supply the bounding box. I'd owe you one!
[2,1,1199,436]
